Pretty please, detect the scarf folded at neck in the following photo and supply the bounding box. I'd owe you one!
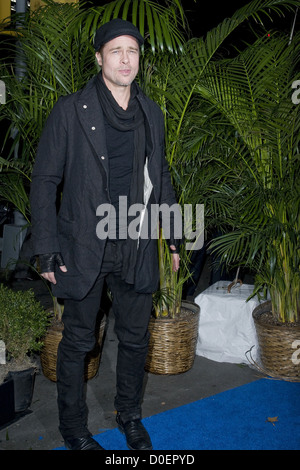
[96,73,146,285]
[96,73,144,130]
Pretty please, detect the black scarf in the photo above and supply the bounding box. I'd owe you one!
[96,73,146,284]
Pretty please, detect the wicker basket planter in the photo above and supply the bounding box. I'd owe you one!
[145,300,200,375]
[252,301,300,381]
[40,311,106,382]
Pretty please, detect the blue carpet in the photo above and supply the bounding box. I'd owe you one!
[56,379,300,450]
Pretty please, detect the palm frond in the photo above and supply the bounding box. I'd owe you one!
[82,0,188,54]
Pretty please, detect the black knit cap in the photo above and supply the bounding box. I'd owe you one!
[94,18,144,51]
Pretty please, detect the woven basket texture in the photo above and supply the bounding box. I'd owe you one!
[253,301,300,381]
[145,300,200,375]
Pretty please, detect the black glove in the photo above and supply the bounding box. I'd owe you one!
[38,252,65,273]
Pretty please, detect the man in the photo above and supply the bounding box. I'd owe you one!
[30,19,180,451]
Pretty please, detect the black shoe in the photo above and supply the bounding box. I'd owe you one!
[116,413,153,450]
[64,436,104,450]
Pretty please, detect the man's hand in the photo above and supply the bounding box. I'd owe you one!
[170,245,180,272]
[38,252,67,285]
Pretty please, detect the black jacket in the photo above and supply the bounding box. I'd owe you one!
[30,75,180,299]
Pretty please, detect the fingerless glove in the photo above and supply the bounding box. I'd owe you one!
[38,252,65,273]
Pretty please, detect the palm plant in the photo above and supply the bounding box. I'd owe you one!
[0,1,95,219]
[157,16,299,322]
[143,0,300,316]
[197,32,300,323]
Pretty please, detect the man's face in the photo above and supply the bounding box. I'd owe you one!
[95,35,140,90]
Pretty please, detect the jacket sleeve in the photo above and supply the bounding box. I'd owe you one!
[30,97,67,255]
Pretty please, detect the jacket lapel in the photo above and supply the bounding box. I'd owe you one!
[75,76,109,175]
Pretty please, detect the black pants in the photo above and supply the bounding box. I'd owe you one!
[56,241,153,440]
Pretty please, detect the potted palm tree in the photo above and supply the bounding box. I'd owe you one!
[145,228,200,375]
[196,31,300,380]
[142,1,300,375]
[0,284,49,416]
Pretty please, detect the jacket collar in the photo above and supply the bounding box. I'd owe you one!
[74,74,154,169]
